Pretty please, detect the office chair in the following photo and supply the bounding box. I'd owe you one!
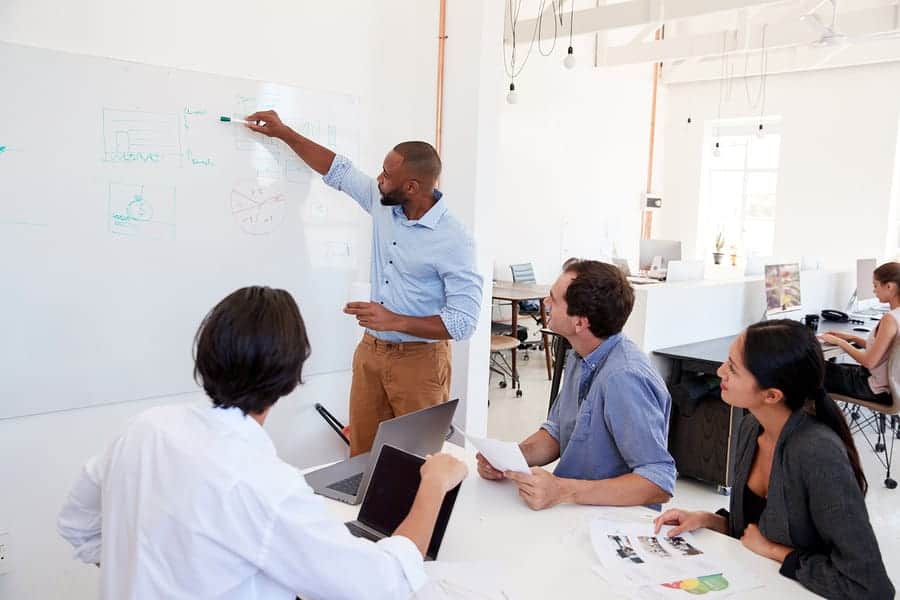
[509,263,544,359]
[830,341,900,489]
[490,335,522,397]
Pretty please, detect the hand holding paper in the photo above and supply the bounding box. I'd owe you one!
[462,431,531,475]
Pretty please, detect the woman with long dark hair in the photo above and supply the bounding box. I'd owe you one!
[655,319,893,599]
[820,261,900,404]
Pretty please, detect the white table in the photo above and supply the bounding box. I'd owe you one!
[312,444,818,599]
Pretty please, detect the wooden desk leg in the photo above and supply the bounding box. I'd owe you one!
[510,303,519,392]
[539,299,551,380]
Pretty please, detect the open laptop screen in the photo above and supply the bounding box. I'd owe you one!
[357,444,461,560]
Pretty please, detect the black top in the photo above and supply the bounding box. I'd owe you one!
[743,486,767,525]
[721,411,894,600]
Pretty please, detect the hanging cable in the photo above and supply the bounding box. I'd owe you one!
[714,31,728,157]
[757,25,770,135]
[564,0,576,68]
[537,0,560,57]
[743,24,768,109]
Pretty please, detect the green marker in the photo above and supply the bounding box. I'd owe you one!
[219,116,258,125]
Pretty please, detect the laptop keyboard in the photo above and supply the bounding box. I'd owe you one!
[346,521,381,542]
[327,472,364,496]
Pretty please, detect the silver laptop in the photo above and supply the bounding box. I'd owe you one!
[305,399,458,505]
[612,257,659,285]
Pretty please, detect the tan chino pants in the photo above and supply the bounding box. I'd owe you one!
[348,333,452,456]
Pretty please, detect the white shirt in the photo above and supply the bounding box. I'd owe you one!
[57,402,427,600]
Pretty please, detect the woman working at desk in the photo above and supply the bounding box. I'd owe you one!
[819,261,900,405]
[654,320,893,599]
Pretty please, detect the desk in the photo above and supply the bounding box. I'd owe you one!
[491,282,552,387]
[655,319,859,380]
[654,320,857,491]
[312,444,816,598]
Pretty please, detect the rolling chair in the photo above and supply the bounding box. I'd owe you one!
[490,335,522,397]
[509,263,544,360]
[829,341,900,489]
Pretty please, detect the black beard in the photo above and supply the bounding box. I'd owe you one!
[380,193,404,206]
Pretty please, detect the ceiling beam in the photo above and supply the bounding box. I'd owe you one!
[506,0,793,43]
[599,4,899,66]
[662,36,900,83]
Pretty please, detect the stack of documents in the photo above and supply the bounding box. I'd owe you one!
[589,519,763,598]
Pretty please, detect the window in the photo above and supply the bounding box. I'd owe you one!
[698,118,782,261]
[888,116,900,258]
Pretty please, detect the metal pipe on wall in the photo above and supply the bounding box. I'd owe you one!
[642,25,664,240]
[435,0,448,155]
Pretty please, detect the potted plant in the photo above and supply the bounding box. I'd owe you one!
[713,232,725,265]
[729,245,738,267]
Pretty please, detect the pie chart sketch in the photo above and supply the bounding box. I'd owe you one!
[230,179,288,235]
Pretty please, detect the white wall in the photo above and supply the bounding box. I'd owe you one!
[494,38,655,283]
[658,62,900,269]
[443,1,504,438]
[0,1,499,597]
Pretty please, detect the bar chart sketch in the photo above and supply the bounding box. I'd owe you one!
[103,109,182,163]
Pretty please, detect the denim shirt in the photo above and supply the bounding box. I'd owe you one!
[542,334,676,508]
[323,155,483,342]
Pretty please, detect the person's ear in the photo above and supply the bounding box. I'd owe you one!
[574,315,589,334]
[761,387,784,406]
[405,179,419,195]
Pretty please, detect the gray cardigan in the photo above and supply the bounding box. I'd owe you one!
[725,411,894,599]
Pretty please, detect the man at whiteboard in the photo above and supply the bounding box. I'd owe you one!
[246,110,483,456]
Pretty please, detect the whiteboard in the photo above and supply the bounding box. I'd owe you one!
[0,42,372,419]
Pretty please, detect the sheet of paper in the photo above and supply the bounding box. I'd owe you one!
[462,431,531,475]
[416,561,511,600]
[590,519,723,587]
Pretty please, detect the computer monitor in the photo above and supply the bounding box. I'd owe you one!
[857,258,877,303]
[765,263,802,315]
[639,240,682,271]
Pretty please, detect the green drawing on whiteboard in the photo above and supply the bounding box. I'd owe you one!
[108,183,176,240]
[185,150,214,167]
[183,106,208,129]
[0,146,7,154]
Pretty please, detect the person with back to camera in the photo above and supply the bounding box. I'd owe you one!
[655,319,893,599]
[58,286,468,600]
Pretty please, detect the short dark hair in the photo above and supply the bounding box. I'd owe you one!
[193,286,311,415]
[564,260,634,338]
[561,256,581,270]
[393,141,442,184]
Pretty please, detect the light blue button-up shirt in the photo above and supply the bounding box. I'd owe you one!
[323,155,483,342]
[542,333,676,510]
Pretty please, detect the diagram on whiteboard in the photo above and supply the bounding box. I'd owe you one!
[108,182,177,239]
[231,93,282,152]
[230,179,289,235]
[103,108,182,163]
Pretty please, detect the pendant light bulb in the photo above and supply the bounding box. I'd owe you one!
[506,82,519,105]
[564,46,576,69]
